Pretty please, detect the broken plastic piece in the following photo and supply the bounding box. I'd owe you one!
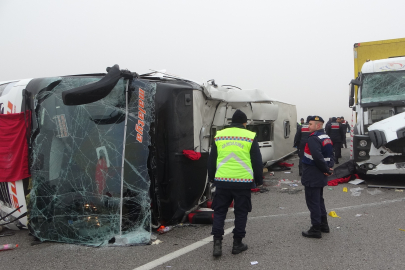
[343,187,348,192]
[350,187,364,196]
[348,179,365,185]
[367,189,383,195]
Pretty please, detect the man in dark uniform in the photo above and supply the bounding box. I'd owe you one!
[301,116,334,238]
[326,117,345,164]
[340,116,348,148]
[208,110,263,256]
[293,115,311,176]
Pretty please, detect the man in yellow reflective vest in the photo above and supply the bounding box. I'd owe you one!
[208,109,263,257]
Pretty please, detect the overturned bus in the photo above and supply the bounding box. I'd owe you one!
[0,65,296,245]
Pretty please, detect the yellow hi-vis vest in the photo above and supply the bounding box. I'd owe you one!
[214,128,256,183]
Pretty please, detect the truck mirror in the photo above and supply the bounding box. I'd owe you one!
[350,83,355,98]
[349,96,354,107]
[350,79,362,86]
[62,64,121,105]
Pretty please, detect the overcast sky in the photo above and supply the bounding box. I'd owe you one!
[1,0,404,123]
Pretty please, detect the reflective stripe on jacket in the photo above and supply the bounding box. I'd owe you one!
[302,131,334,168]
[214,128,256,183]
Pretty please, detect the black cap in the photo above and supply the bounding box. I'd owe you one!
[300,118,304,120]
[306,115,312,122]
[232,109,248,124]
[332,117,337,121]
[308,115,324,123]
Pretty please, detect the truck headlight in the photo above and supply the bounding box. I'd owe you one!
[359,151,367,157]
[359,140,367,147]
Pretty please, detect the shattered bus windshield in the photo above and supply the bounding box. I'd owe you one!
[361,71,405,104]
[29,76,155,246]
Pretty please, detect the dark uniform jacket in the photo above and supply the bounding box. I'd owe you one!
[208,123,263,189]
[326,122,345,143]
[301,129,334,187]
[294,122,310,149]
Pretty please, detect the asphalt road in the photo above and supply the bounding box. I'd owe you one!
[2,141,405,270]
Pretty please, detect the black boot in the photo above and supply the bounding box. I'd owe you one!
[232,238,248,254]
[213,239,222,257]
[320,216,330,233]
[302,225,322,238]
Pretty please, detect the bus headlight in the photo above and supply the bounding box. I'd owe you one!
[359,151,367,157]
[359,140,368,147]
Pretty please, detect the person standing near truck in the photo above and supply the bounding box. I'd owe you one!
[208,109,263,257]
[301,116,334,238]
[326,117,345,164]
[340,116,348,148]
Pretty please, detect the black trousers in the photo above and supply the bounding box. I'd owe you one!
[304,186,327,226]
[211,188,252,239]
[333,141,342,160]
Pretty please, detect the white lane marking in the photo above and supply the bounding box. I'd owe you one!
[224,196,405,222]
[134,196,405,269]
[133,227,234,270]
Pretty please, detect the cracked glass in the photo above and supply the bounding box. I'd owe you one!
[28,76,156,246]
[362,71,405,103]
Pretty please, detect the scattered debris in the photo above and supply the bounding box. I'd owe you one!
[284,172,291,174]
[152,240,163,245]
[355,214,362,217]
[158,226,173,234]
[279,207,285,210]
[343,187,348,193]
[336,227,340,229]
[367,189,383,195]
[348,179,365,185]
[395,189,404,192]
[251,261,258,265]
[328,211,341,218]
[350,187,364,196]
[0,244,18,251]
[0,231,15,237]
[288,188,302,194]
[328,187,334,191]
[399,229,405,232]
[269,172,275,176]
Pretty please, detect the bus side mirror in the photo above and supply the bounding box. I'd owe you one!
[62,64,121,105]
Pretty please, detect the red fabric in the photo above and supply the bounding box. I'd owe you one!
[328,174,360,186]
[182,150,201,160]
[0,111,31,182]
[278,162,294,167]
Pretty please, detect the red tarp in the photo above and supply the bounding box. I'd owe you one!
[327,174,360,186]
[0,111,31,182]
